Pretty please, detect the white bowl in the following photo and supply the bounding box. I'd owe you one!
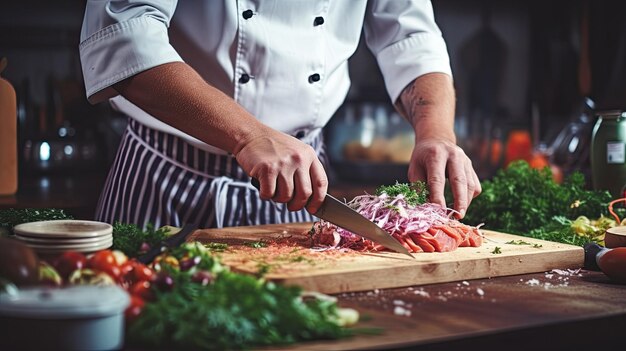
[605,226,626,248]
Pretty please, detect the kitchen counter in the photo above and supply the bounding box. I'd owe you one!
[270,269,626,350]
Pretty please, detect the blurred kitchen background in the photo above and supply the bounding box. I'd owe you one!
[1,0,626,219]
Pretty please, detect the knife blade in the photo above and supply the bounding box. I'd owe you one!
[251,178,413,257]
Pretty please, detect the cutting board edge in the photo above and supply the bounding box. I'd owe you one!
[265,249,585,294]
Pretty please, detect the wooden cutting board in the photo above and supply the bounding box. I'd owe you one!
[188,222,584,294]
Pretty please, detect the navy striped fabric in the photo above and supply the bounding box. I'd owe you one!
[95,119,329,229]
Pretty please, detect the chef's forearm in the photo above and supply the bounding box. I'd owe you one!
[397,73,456,143]
[113,61,266,154]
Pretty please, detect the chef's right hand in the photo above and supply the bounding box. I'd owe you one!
[234,131,328,214]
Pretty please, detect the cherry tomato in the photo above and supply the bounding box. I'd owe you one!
[125,295,145,323]
[131,261,154,282]
[88,250,122,282]
[119,261,134,280]
[129,280,155,301]
[120,260,154,285]
[53,251,87,280]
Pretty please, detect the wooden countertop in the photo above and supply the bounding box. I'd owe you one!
[270,270,626,350]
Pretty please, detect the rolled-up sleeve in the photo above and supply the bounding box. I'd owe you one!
[79,0,182,103]
[364,0,452,104]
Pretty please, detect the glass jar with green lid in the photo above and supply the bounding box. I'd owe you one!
[591,110,626,198]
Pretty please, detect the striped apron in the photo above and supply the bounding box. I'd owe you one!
[95,118,329,229]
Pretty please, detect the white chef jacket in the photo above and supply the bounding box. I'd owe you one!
[79,0,452,155]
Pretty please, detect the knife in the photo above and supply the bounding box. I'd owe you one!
[137,222,198,264]
[251,178,413,257]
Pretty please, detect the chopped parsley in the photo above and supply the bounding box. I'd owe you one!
[506,240,532,245]
[491,247,502,254]
[204,242,229,252]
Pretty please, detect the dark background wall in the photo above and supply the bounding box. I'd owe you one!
[2,0,626,182]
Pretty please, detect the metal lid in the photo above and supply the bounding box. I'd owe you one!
[0,285,130,319]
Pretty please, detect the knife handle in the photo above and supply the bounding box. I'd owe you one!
[251,177,261,190]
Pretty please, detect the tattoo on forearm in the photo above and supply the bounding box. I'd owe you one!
[400,83,432,124]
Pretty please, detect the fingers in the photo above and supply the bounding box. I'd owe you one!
[254,168,278,201]
[425,151,448,208]
[288,168,312,211]
[305,159,328,214]
[447,155,469,218]
[467,160,482,200]
[245,137,326,213]
[410,140,481,218]
[273,170,296,203]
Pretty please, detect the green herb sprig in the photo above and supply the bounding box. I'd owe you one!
[375,181,429,206]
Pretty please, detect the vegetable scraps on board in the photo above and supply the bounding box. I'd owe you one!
[463,160,624,246]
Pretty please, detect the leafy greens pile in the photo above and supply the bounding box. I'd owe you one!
[128,243,354,350]
[463,161,619,246]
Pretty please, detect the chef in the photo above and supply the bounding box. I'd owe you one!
[79,0,481,229]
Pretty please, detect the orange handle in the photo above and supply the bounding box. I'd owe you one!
[608,198,626,224]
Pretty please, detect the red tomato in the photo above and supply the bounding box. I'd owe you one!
[88,250,122,282]
[125,295,145,323]
[119,261,134,280]
[129,280,155,301]
[132,261,154,282]
[121,260,154,285]
[53,251,87,280]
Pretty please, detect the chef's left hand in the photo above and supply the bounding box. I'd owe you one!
[408,138,481,218]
